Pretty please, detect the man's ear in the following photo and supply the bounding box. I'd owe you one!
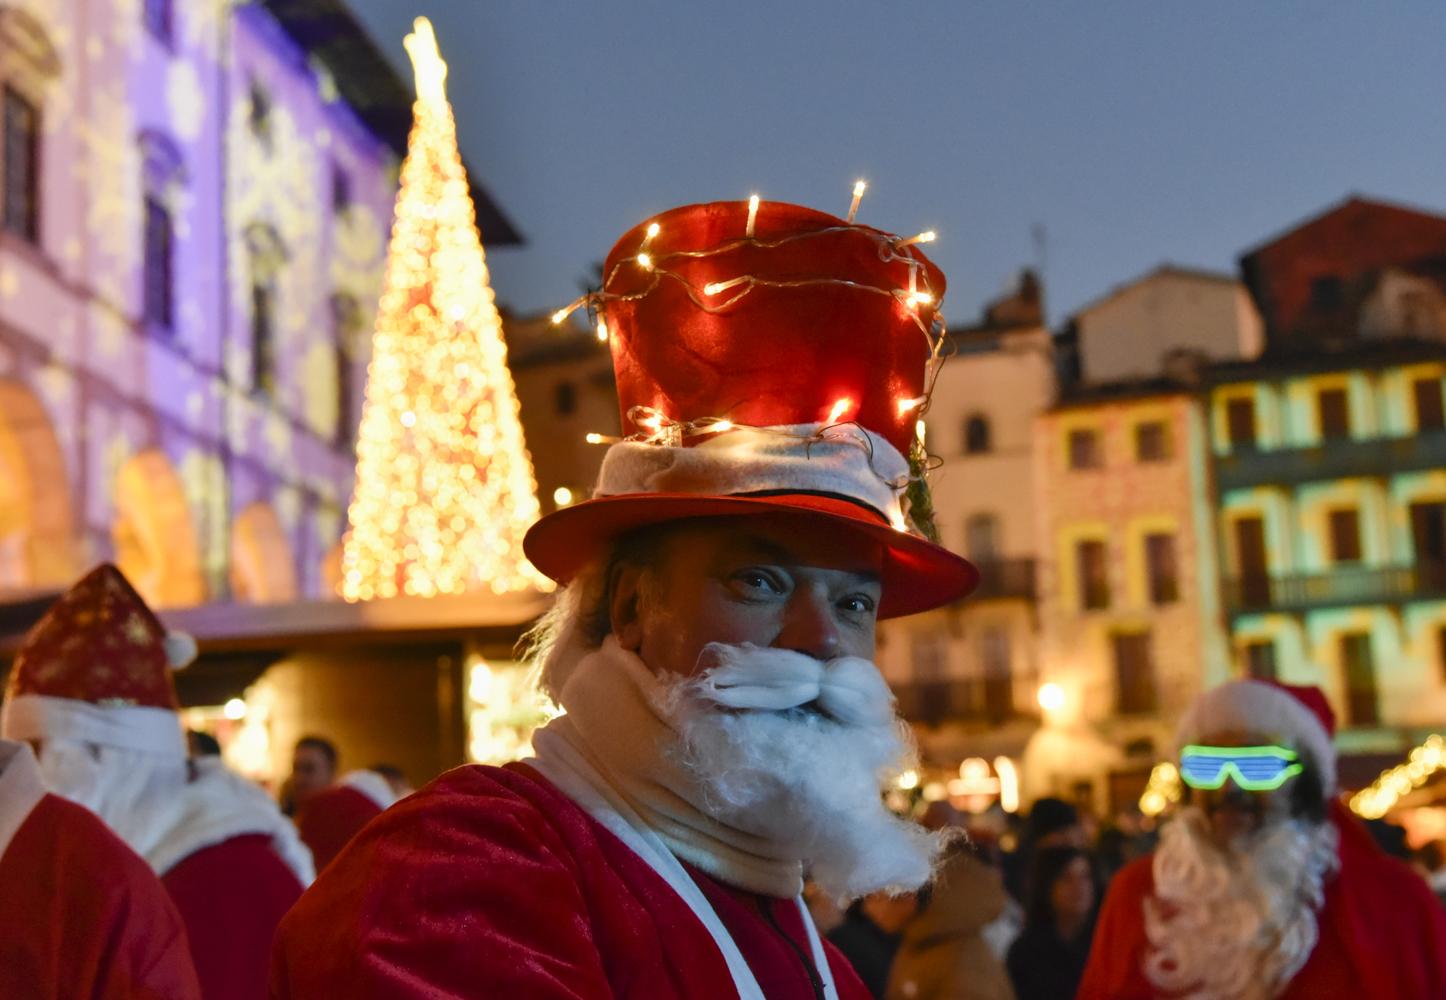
[609,563,646,652]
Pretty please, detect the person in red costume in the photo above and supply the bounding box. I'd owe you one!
[271,198,979,999]
[295,767,399,872]
[1079,679,1446,999]
[0,737,201,998]
[1,564,315,1000]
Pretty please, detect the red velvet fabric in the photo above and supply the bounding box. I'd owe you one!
[0,793,200,999]
[162,833,303,1000]
[1078,806,1446,999]
[272,763,870,999]
[296,784,383,873]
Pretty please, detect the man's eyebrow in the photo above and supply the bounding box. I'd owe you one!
[730,535,882,584]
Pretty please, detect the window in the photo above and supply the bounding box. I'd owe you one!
[142,196,173,330]
[248,81,273,150]
[1437,627,1446,685]
[964,414,992,454]
[554,381,577,416]
[965,513,999,565]
[1414,377,1445,432]
[980,628,1013,720]
[332,293,363,447]
[2,87,39,243]
[331,164,351,214]
[1328,508,1362,563]
[144,0,173,44]
[1317,387,1350,440]
[1077,539,1110,610]
[1135,421,1171,462]
[1225,396,1257,450]
[910,631,947,682]
[1244,640,1277,681]
[1112,631,1157,715]
[1340,632,1378,727]
[1067,428,1101,470]
[250,282,276,395]
[1144,532,1179,604]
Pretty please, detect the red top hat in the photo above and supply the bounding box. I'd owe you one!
[524,200,978,617]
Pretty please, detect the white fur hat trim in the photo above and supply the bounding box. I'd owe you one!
[1176,680,1336,793]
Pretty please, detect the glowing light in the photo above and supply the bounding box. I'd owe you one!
[551,295,587,326]
[341,17,550,601]
[596,317,609,342]
[636,252,653,270]
[1037,682,1065,712]
[908,291,934,306]
[1139,761,1182,817]
[895,768,920,791]
[994,756,1020,813]
[552,487,575,507]
[585,432,605,445]
[915,419,927,445]
[899,229,936,248]
[847,180,866,223]
[223,698,247,720]
[1351,733,1446,819]
[465,654,560,765]
[897,396,926,416]
[826,397,852,424]
[708,419,735,433]
[640,221,661,253]
[703,276,749,296]
[550,309,568,325]
[889,508,909,532]
[745,194,760,237]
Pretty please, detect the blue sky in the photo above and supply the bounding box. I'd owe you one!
[345,1,1446,327]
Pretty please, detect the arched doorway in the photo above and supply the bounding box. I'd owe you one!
[113,448,206,607]
[0,378,77,589]
[231,502,298,603]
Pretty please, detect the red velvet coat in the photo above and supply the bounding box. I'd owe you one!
[296,784,383,873]
[1078,808,1446,999]
[162,833,303,1000]
[271,763,870,999]
[0,793,201,999]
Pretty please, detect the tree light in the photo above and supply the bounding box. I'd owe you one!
[745,194,760,237]
[847,180,866,223]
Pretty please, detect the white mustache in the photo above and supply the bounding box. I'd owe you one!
[690,643,896,728]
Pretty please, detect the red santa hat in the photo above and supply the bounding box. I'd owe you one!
[523,199,978,618]
[1,563,195,759]
[1176,679,1338,793]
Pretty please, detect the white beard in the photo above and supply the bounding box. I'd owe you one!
[1144,806,1339,1000]
[652,642,942,901]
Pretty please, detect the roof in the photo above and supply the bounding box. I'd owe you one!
[260,0,523,246]
[1050,375,1193,411]
[1239,194,1446,261]
[1204,335,1446,385]
[1070,263,1239,322]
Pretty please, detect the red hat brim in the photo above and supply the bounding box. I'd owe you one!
[523,492,979,619]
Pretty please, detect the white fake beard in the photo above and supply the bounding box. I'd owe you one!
[36,739,186,860]
[652,643,942,901]
[1144,806,1339,1000]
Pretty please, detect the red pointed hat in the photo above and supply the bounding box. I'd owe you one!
[523,200,979,618]
[1,564,196,756]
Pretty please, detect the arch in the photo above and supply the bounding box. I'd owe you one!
[230,502,298,603]
[963,413,992,454]
[0,378,75,589]
[113,448,206,607]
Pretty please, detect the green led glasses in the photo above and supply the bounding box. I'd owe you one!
[1178,744,1303,792]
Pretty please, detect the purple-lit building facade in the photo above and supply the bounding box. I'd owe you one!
[0,0,516,606]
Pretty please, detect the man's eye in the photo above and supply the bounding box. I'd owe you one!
[734,570,783,594]
[839,594,876,615]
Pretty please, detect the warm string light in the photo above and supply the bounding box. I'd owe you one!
[1350,733,1445,819]
[826,397,853,424]
[897,396,926,415]
[595,316,609,342]
[745,194,760,237]
[340,18,550,601]
[898,229,936,248]
[640,221,661,251]
[847,180,866,223]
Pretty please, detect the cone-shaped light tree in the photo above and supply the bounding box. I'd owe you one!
[341,18,549,600]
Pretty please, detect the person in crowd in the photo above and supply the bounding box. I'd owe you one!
[886,841,1016,1000]
[287,735,338,814]
[271,198,977,997]
[370,761,415,799]
[828,891,918,999]
[1079,679,1446,998]
[1003,796,1085,901]
[295,766,400,872]
[1,564,314,1000]
[1005,846,1096,1000]
[0,737,201,998]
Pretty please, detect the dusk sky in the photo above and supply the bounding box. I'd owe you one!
[345,1,1446,328]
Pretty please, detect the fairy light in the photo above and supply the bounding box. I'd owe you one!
[585,432,607,445]
[707,419,735,433]
[745,194,760,237]
[1351,733,1445,819]
[341,18,550,601]
[847,180,866,223]
[916,419,927,444]
[636,251,653,270]
[703,276,750,296]
[595,316,609,342]
[826,397,852,424]
[908,291,934,306]
[640,221,661,251]
[898,229,936,248]
[551,295,586,326]
[897,396,925,415]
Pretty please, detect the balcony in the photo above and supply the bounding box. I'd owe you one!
[1225,563,1446,616]
[1215,430,1446,491]
[893,676,1039,728]
[968,558,1036,602]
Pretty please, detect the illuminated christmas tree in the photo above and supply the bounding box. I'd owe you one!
[342,18,548,600]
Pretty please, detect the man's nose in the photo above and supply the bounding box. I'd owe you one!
[774,586,842,661]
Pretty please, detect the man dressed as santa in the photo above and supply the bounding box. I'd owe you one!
[0,737,201,997]
[1,564,314,1000]
[272,198,979,998]
[1079,679,1446,999]
[295,766,399,872]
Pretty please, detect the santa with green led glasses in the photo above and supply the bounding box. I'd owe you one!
[1080,679,1446,999]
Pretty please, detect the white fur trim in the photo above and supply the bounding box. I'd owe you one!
[341,769,399,811]
[595,422,909,524]
[1176,681,1336,793]
[0,740,46,859]
[163,632,198,669]
[1,694,186,759]
[143,757,315,886]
